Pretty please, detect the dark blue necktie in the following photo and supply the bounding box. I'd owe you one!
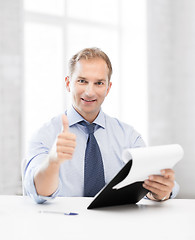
[82,122,105,197]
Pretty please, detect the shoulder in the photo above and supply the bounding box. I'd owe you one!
[104,113,145,148]
[104,112,135,132]
[26,114,64,160]
[43,114,62,132]
[30,114,62,147]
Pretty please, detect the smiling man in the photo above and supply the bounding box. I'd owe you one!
[23,48,179,203]
[66,57,112,123]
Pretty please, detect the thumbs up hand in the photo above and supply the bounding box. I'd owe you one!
[56,114,76,164]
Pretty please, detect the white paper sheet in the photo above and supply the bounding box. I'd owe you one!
[113,144,184,189]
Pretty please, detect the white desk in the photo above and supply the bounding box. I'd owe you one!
[0,196,194,240]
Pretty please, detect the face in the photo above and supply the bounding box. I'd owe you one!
[65,58,112,123]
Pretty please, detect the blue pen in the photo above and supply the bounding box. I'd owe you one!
[39,210,78,215]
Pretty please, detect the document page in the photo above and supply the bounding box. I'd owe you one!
[113,144,184,189]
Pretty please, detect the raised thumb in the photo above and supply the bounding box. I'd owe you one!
[62,114,69,132]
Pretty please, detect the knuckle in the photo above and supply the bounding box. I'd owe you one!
[58,133,64,138]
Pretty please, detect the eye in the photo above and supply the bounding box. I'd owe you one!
[78,79,87,84]
[96,81,104,86]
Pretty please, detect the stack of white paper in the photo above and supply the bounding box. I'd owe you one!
[113,144,184,189]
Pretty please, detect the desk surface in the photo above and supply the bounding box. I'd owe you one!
[0,195,194,240]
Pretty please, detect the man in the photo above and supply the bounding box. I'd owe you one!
[23,47,178,203]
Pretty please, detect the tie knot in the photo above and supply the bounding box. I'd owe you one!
[86,123,95,134]
[80,121,95,134]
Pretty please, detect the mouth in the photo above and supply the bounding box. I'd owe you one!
[81,98,96,103]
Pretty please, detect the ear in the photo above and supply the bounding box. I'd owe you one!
[65,76,70,92]
[106,81,112,96]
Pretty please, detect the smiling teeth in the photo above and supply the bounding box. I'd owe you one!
[82,98,95,102]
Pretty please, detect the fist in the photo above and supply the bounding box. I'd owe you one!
[56,114,76,163]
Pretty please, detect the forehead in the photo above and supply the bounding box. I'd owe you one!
[73,58,109,78]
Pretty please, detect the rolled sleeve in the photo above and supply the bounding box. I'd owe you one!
[23,152,62,204]
[24,165,62,204]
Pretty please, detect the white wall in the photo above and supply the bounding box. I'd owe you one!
[148,0,195,198]
[0,0,23,194]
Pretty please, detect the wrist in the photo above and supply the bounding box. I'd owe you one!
[47,156,61,172]
[147,192,170,201]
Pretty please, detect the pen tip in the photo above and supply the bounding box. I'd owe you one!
[69,212,78,215]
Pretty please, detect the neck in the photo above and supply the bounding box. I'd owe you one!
[72,106,100,123]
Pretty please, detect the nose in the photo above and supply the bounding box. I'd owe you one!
[85,83,95,97]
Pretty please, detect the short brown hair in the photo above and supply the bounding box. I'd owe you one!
[68,47,113,81]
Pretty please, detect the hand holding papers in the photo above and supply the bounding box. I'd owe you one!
[113,144,184,190]
[88,144,184,209]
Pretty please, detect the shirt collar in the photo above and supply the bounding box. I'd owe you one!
[66,105,105,129]
[93,108,105,129]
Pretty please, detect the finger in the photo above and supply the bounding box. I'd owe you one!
[143,181,169,199]
[57,138,76,148]
[145,186,170,200]
[147,175,174,191]
[161,169,175,180]
[57,146,75,154]
[144,179,172,192]
[62,114,69,132]
[57,152,73,161]
[148,175,173,185]
[143,183,167,197]
[58,132,76,141]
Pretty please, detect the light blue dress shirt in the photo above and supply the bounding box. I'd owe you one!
[23,106,179,203]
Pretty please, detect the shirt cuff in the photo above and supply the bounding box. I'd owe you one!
[170,180,180,199]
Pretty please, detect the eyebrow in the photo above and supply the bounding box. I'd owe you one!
[77,76,86,79]
[77,76,106,82]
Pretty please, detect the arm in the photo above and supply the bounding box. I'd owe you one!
[34,114,76,197]
[143,169,175,201]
